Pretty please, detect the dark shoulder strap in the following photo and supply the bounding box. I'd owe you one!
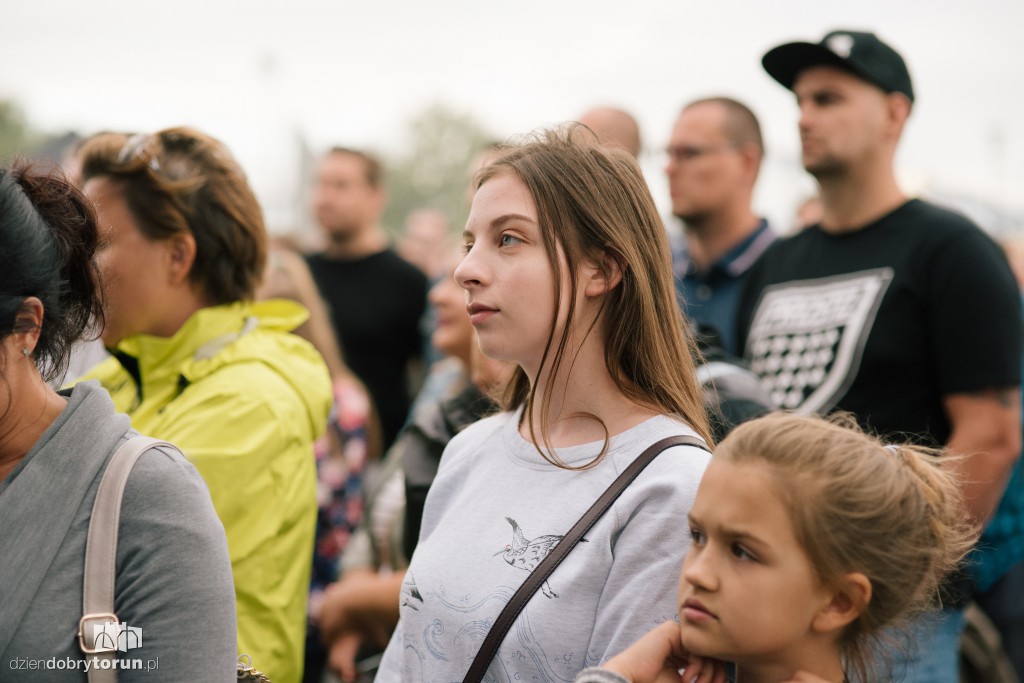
[462,434,710,683]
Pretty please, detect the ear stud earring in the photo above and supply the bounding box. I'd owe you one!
[22,348,30,358]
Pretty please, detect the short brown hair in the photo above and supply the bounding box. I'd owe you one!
[685,97,764,157]
[715,412,978,682]
[327,147,384,189]
[79,127,267,304]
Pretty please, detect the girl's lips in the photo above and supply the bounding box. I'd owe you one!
[466,303,498,325]
[469,310,496,325]
[681,598,717,623]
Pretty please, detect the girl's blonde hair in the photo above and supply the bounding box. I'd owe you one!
[715,412,978,682]
[476,126,712,467]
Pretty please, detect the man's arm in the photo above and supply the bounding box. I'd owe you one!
[944,387,1022,525]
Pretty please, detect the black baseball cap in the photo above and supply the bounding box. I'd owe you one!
[762,30,914,103]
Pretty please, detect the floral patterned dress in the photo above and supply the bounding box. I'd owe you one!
[305,375,375,680]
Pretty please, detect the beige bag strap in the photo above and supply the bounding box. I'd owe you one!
[78,436,171,683]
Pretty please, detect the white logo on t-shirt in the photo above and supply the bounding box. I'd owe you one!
[745,268,893,412]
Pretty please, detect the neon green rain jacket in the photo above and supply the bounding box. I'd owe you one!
[79,300,331,683]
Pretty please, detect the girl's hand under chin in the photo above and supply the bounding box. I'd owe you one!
[602,621,728,683]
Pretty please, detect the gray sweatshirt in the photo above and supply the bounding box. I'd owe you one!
[376,408,710,682]
[575,668,630,683]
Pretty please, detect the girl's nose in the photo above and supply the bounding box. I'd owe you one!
[454,248,484,290]
[681,547,718,592]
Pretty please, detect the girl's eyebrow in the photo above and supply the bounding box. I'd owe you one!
[689,514,769,548]
[720,526,767,547]
[464,213,536,241]
[490,213,535,228]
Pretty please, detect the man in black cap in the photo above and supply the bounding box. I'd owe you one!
[737,30,1023,681]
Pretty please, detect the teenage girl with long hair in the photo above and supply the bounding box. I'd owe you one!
[374,126,715,682]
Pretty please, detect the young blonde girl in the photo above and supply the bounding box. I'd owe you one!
[582,412,977,683]
[374,127,714,682]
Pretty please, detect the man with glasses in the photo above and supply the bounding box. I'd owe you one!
[738,30,1022,681]
[666,97,776,354]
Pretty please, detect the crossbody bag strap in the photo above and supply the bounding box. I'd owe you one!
[462,434,711,683]
[79,436,172,683]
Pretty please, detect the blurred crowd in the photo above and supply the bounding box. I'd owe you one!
[1,27,1022,683]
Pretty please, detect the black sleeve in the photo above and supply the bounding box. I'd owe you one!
[402,429,446,561]
[401,265,430,363]
[926,229,1022,394]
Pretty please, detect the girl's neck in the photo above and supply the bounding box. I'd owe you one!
[735,648,846,683]
[521,392,658,448]
[522,338,658,448]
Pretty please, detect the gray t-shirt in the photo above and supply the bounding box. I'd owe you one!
[376,408,711,682]
[0,382,237,681]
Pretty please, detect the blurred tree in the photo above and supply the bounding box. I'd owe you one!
[382,103,495,239]
[0,99,32,160]
[0,97,79,167]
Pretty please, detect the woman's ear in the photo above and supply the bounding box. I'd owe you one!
[583,250,625,298]
[11,296,45,356]
[812,572,871,634]
[165,233,198,288]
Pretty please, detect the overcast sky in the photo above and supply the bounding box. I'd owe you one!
[3,0,1022,233]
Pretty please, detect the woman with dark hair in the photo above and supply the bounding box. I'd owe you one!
[0,163,237,680]
[77,128,333,682]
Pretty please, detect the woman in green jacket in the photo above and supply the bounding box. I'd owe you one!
[78,128,332,683]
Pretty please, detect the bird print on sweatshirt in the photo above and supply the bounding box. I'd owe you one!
[496,517,586,598]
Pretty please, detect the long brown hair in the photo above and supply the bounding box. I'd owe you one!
[476,126,712,467]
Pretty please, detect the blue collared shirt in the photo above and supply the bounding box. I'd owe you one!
[674,219,776,354]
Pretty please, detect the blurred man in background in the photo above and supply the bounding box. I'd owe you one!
[307,147,428,451]
[667,97,775,354]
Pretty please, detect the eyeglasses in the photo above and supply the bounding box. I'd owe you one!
[664,143,739,164]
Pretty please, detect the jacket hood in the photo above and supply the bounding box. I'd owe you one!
[115,299,332,439]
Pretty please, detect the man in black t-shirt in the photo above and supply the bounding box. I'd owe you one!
[307,148,428,452]
[739,30,1022,681]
